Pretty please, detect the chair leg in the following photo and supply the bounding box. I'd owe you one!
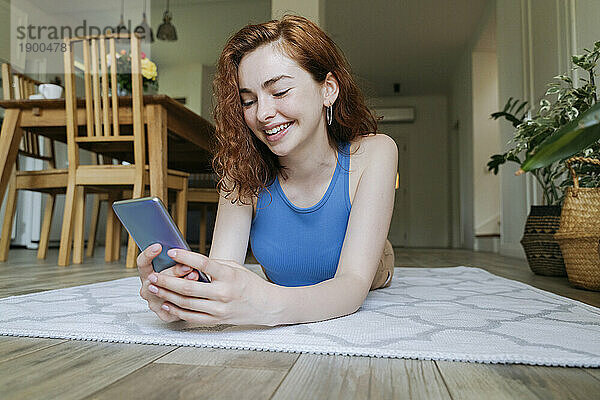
[58,183,77,266]
[170,201,177,222]
[112,198,122,261]
[176,186,188,239]
[125,235,138,269]
[199,204,207,255]
[126,182,144,269]
[37,193,55,260]
[86,194,102,258]
[0,170,17,262]
[105,192,118,262]
[72,186,85,264]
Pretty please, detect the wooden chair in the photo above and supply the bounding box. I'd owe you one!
[59,33,188,268]
[187,187,219,254]
[0,63,71,261]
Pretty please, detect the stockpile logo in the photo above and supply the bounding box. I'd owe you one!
[10,1,152,76]
[16,20,148,47]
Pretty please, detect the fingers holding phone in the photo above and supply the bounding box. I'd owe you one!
[137,243,194,322]
[137,243,195,279]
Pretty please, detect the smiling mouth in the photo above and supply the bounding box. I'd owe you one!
[264,121,293,136]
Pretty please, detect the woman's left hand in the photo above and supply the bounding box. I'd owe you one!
[145,249,277,326]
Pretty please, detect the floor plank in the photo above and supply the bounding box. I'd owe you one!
[154,346,299,371]
[436,361,600,400]
[0,341,174,400]
[369,357,451,399]
[0,336,66,363]
[270,354,452,399]
[270,354,372,399]
[85,363,287,400]
[584,368,600,380]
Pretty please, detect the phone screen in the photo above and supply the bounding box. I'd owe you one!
[112,197,210,283]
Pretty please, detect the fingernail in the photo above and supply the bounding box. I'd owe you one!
[181,266,191,272]
[148,284,158,293]
[148,274,157,283]
[161,304,170,312]
[151,243,161,253]
[167,249,177,258]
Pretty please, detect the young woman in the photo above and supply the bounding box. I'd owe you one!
[137,15,398,326]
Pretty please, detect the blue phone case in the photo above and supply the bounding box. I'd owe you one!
[112,197,210,282]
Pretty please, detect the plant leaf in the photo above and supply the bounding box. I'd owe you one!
[521,102,600,171]
[514,100,528,115]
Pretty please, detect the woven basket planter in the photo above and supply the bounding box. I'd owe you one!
[554,157,600,291]
[520,205,566,276]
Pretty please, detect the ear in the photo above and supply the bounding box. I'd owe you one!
[322,72,339,107]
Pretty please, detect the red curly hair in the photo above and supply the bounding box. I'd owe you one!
[212,14,378,205]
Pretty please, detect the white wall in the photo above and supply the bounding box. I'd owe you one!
[272,0,326,27]
[158,62,204,115]
[150,0,270,116]
[369,95,450,248]
[0,0,9,63]
[472,51,500,235]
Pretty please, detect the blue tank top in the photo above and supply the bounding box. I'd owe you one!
[249,141,352,287]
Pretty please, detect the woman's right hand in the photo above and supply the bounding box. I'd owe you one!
[137,243,200,322]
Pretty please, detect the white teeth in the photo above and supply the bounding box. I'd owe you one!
[264,122,292,135]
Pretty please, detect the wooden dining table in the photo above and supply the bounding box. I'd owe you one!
[0,94,215,209]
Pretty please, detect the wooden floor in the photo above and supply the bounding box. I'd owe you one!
[1,247,599,400]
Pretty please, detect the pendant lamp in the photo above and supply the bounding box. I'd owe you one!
[135,0,154,43]
[157,0,178,41]
[116,0,128,33]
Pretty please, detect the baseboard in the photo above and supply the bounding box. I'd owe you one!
[474,236,500,253]
[500,242,526,259]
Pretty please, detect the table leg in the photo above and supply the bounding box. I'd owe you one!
[0,109,22,208]
[146,104,168,206]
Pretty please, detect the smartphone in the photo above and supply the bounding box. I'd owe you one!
[112,197,210,283]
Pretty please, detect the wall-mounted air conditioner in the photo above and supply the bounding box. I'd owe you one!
[373,107,415,123]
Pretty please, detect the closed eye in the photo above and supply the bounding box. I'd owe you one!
[274,89,291,97]
[241,89,291,107]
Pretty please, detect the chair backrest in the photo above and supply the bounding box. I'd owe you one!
[1,63,56,167]
[63,33,145,171]
[1,63,39,100]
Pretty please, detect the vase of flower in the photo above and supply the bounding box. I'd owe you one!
[111,49,158,95]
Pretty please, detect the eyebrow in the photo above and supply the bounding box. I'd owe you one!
[239,74,294,94]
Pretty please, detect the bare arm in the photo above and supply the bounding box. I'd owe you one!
[208,181,253,265]
[267,134,398,325]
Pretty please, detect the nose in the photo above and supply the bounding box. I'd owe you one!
[256,96,276,123]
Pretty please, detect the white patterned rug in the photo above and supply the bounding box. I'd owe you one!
[1,266,599,367]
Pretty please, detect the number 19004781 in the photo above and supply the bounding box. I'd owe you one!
[18,42,72,53]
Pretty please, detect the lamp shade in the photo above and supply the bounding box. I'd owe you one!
[157,0,177,41]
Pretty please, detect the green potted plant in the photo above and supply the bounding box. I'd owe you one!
[488,41,600,276]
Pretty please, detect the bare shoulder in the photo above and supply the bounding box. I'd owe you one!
[350,133,398,166]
